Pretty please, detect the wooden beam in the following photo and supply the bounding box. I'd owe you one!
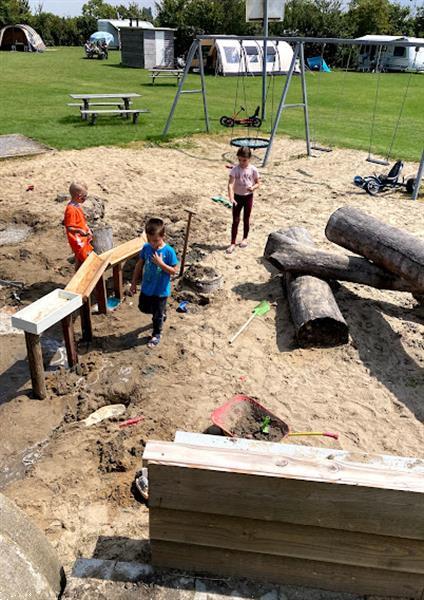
[325,206,424,290]
[80,299,93,343]
[151,541,424,598]
[61,315,78,367]
[95,274,108,315]
[65,252,109,300]
[150,508,424,574]
[112,263,124,300]
[24,332,47,400]
[100,234,146,267]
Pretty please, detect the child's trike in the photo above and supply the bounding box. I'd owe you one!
[220,106,262,128]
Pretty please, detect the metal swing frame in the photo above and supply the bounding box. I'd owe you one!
[162,35,424,171]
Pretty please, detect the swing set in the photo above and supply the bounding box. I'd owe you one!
[162,34,423,196]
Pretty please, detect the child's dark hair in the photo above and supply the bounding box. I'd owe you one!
[145,217,165,237]
[237,146,252,159]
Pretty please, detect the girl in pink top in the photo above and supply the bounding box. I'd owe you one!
[227,147,260,254]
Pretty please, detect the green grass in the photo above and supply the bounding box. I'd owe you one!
[0,47,423,161]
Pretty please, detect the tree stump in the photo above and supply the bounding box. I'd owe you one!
[265,227,349,347]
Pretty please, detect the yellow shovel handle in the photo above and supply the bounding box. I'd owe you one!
[288,431,339,440]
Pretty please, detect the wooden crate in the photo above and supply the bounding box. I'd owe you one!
[143,433,424,598]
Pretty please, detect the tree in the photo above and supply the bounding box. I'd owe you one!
[387,3,413,35]
[0,0,32,28]
[116,2,153,20]
[347,0,391,37]
[82,0,118,19]
[414,6,424,37]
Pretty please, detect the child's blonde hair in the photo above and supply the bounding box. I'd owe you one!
[69,181,88,199]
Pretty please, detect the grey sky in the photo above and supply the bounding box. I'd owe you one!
[29,1,156,17]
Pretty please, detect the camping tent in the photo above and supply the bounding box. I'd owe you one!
[307,56,331,72]
[0,24,45,52]
[206,38,296,75]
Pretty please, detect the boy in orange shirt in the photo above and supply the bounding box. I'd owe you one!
[64,182,93,267]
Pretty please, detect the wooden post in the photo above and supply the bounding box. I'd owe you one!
[113,263,124,300]
[179,209,196,277]
[24,332,47,399]
[95,274,108,314]
[80,298,93,343]
[61,315,78,368]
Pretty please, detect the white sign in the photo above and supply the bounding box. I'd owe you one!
[246,0,285,22]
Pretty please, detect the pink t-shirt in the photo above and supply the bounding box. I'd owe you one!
[230,164,259,196]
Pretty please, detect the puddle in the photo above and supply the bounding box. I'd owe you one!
[0,224,31,245]
[0,439,49,490]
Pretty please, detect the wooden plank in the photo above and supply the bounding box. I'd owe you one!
[147,464,424,540]
[61,315,78,367]
[173,432,424,476]
[150,508,424,574]
[11,289,82,335]
[143,441,424,493]
[100,235,146,267]
[151,541,424,599]
[65,252,109,300]
[24,332,47,399]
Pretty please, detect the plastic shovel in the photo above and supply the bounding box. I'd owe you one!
[229,300,271,344]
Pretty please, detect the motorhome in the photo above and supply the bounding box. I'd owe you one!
[356,35,424,72]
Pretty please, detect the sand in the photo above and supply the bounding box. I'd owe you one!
[0,135,423,581]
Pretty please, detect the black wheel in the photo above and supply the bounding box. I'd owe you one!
[220,116,234,128]
[406,178,415,194]
[251,117,262,128]
[365,179,380,196]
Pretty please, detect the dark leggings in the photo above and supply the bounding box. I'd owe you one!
[231,193,253,245]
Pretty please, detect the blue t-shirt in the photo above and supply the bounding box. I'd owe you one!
[140,243,178,297]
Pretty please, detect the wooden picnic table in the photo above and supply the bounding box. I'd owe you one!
[69,93,141,119]
[148,68,184,85]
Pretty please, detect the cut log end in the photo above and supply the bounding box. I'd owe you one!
[297,317,349,348]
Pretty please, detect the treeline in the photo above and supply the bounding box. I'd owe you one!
[0,0,423,50]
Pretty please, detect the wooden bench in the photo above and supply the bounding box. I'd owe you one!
[148,69,183,85]
[80,108,149,125]
[68,101,133,109]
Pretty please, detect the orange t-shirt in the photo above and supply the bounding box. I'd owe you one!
[64,201,93,262]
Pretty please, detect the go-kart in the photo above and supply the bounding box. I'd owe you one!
[353,160,416,196]
[220,106,262,128]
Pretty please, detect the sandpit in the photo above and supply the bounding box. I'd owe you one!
[0,135,423,585]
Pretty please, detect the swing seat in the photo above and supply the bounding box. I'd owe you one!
[230,137,270,149]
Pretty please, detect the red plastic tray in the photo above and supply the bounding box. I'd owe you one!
[211,394,290,439]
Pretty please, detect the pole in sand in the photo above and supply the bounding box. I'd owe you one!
[179,209,196,277]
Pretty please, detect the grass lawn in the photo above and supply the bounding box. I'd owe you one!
[0,46,423,161]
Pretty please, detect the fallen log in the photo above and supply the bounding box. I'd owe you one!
[270,228,349,347]
[265,231,420,293]
[325,206,424,290]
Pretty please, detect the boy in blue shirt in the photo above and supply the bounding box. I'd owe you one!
[130,218,179,349]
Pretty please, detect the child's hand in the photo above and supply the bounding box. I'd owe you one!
[130,282,137,295]
[231,198,237,206]
[151,252,165,268]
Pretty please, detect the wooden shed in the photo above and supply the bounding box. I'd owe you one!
[120,26,175,69]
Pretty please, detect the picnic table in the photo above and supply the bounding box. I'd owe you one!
[69,93,141,119]
[148,68,184,85]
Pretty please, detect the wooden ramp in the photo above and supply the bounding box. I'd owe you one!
[143,433,424,598]
[65,252,108,300]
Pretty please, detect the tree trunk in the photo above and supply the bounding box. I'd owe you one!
[269,228,349,348]
[325,206,424,291]
[265,232,420,293]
